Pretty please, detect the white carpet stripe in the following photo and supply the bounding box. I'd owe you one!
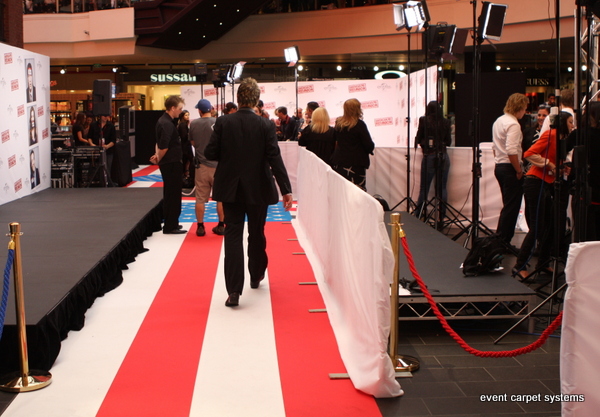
[189,228,286,417]
[127,181,155,188]
[2,229,189,417]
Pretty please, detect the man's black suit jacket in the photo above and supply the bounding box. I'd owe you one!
[205,107,292,205]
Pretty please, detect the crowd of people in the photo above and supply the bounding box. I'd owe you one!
[492,89,600,280]
[152,78,380,306]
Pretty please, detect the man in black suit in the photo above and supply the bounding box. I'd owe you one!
[205,78,293,307]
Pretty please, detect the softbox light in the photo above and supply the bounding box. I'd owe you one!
[284,46,300,67]
[424,25,469,60]
[478,2,508,41]
[393,1,430,31]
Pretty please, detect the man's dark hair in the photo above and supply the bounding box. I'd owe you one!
[306,101,319,111]
[164,95,184,111]
[257,100,264,109]
[276,106,288,116]
[237,78,260,108]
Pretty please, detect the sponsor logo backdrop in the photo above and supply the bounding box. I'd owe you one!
[1,44,50,206]
[181,66,437,148]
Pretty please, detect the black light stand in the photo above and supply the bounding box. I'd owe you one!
[392,27,419,212]
[415,25,474,233]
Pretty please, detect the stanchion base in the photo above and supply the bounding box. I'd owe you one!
[0,370,52,392]
[394,355,420,373]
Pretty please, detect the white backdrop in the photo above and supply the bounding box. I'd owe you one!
[0,44,51,206]
[181,66,437,148]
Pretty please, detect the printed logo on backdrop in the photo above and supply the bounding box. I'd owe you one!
[419,73,425,86]
[8,155,16,169]
[204,88,217,97]
[273,85,287,94]
[349,83,367,93]
[11,80,19,91]
[264,102,276,110]
[324,84,337,92]
[361,100,379,109]
[1,130,9,144]
[37,106,44,117]
[400,98,406,109]
[42,128,49,140]
[376,83,392,92]
[14,178,22,193]
[375,117,393,127]
[17,105,24,117]
[181,87,195,98]
[3,182,9,194]
[298,85,314,94]
[395,117,400,126]
[4,53,12,65]
[260,86,266,94]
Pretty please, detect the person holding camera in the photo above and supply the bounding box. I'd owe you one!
[415,101,452,223]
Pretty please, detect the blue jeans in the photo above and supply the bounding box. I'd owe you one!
[416,152,450,219]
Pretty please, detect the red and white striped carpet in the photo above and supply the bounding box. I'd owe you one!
[4,167,383,416]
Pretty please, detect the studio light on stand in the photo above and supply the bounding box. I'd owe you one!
[284,46,300,118]
[191,63,207,98]
[226,61,246,108]
[388,0,432,375]
[390,1,430,214]
[416,23,469,231]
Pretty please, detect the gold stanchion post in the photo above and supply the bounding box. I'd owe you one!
[0,223,52,392]
[389,213,420,373]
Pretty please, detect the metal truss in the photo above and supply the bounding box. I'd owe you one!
[577,7,600,108]
[398,294,538,332]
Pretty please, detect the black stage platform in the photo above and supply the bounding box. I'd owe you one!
[389,213,537,329]
[0,188,163,373]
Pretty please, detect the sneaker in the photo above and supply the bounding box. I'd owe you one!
[196,224,206,237]
[212,225,225,235]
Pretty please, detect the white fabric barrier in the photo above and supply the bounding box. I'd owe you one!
[280,142,504,229]
[293,147,402,398]
[560,241,600,417]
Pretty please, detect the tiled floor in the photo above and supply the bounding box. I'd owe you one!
[376,229,564,417]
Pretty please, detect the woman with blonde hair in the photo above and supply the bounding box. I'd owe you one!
[331,98,375,190]
[298,107,335,165]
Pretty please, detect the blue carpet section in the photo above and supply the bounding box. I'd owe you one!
[179,201,292,223]
[134,174,164,182]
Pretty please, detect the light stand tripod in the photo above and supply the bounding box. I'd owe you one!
[447,0,502,250]
[391,27,419,212]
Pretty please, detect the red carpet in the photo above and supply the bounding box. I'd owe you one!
[267,222,382,416]
[96,227,222,417]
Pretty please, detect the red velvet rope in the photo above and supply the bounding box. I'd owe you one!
[400,236,563,357]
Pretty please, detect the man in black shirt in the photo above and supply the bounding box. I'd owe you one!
[151,95,186,234]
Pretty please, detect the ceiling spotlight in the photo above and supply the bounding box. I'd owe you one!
[583,65,588,71]
[298,64,304,71]
[373,66,379,71]
[393,1,430,31]
[112,66,119,73]
[284,46,300,67]
[336,65,342,71]
[60,67,66,74]
[399,64,405,71]
[567,66,573,72]
[496,65,501,71]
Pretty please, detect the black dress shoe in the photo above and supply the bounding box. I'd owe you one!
[225,292,240,307]
[163,229,187,234]
[177,225,183,230]
[250,275,264,289]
